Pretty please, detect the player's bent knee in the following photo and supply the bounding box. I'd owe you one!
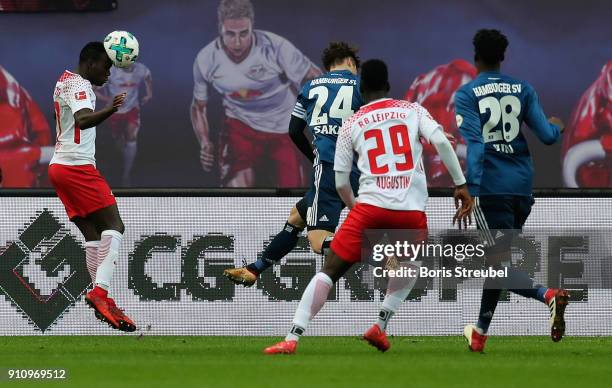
[308,236,323,255]
[103,218,125,234]
[321,250,351,283]
[288,207,305,228]
[308,230,333,255]
[127,127,139,141]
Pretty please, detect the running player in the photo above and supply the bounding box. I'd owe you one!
[264,59,472,354]
[95,62,152,187]
[455,29,569,352]
[191,0,320,187]
[223,42,362,286]
[48,42,135,332]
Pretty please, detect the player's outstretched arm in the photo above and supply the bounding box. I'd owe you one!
[525,86,563,145]
[74,92,125,130]
[455,89,484,197]
[300,65,322,86]
[430,130,473,228]
[190,98,214,172]
[142,73,153,105]
[334,119,356,208]
[288,115,314,162]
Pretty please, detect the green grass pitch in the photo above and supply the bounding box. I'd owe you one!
[1,336,611,388]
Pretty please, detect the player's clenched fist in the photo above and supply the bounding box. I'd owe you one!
[548,116,565,133]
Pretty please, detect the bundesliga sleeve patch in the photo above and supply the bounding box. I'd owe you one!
[74,91,87,100]
[456,114,463,127]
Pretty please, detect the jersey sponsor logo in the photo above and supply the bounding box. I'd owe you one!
[74,91,87,100]
[229,88,263,100]
[455,114,463,127]
[117,82,139,88]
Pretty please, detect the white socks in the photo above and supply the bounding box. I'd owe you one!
[286,272,333,342]
[95,230,123,291]
[122,141,137,186]
[376,264,419,331]
[85,240,100,283]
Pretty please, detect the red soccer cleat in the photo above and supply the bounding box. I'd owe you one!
[106,297,137,332]
[363,324,390,352]
[545,288,569,342]
[85,288,120,330]
[263,340,297,355]
[464,324,488,352]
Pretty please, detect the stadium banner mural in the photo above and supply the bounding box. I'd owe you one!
[0,0,609,188]
[0,195,611,336]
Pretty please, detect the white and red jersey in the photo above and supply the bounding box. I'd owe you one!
[404,59,476,187]
[193,30,314,133]
[334,98,442,211]
[561,60,612,187]
[105,63,150,113]
[0,65,51,148]
[50,70,96,166]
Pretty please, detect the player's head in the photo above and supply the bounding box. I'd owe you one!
[218,0,254,61]
[360,59,390,102]
[473,29,508,70]
[79,41,112,86]
[322,42,360,74]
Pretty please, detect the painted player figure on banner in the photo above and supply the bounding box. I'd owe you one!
[404,59,477,187]
[191,0,321,187]
[223,42,362,286]
[0,65,54,187]
[562,60,611,187]
[455,29,569,352]
[48,42,136,332]
[264,60,473,354]
[95,62,152,187]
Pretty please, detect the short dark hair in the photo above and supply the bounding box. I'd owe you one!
[360,59,389,93]
[218,0,254,26]
[79,41,107,63]
[473,29,508,66]
[321,41,360,71]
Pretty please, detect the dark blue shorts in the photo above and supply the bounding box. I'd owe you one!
[303,162,359,232]
[474,195,534,253]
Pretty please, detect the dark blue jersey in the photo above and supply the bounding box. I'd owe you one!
[292,70,363,167]
[455,71,561,196]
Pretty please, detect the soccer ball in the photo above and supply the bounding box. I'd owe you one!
[103,31,139,68]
